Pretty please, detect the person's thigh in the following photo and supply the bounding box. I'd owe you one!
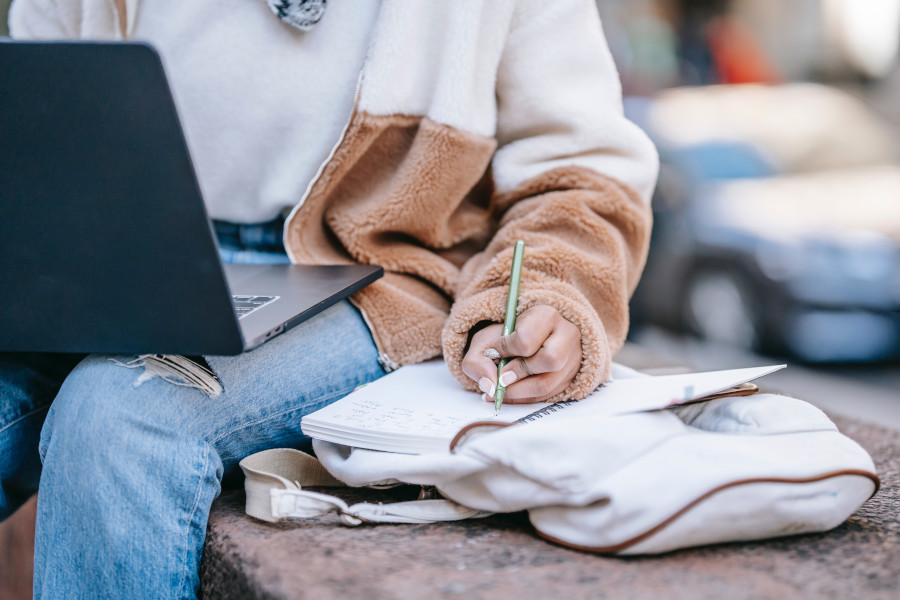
[0,352,83,520]
[34,300,386,599]
[41,299,386,473]
[203,298,388,468]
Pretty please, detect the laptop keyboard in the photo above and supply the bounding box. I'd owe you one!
[232,295,279,320]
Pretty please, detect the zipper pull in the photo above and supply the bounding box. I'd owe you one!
[377,353,400,373]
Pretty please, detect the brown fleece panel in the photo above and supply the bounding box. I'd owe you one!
[492,167,652,295]
[442,167,652,401]
[284,112,496,362]
[352,273,451,365]
[284,113,650,378]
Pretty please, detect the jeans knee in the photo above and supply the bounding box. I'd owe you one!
[39,358,113,463]
[39,356,222,486]
[33,358,223,600]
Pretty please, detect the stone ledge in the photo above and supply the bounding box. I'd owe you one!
[200,413,899,600]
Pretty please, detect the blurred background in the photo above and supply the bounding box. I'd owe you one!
[2,1,898,421]
[595,0,900,424]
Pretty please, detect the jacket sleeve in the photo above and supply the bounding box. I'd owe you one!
[441,0,659,402]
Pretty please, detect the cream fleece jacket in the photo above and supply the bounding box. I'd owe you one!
[10,0,659,401]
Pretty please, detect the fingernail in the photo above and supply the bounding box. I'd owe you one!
[478,377,495,397]
[499,371,517,387]
[483,348,501,360]
[482,393,491,403]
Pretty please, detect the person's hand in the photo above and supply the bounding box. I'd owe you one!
[461,305,582,403]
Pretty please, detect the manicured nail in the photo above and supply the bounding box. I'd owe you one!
[478,377,495,397]
[499,371,517,387]
[482,393,490,403]
[483,348,501,360]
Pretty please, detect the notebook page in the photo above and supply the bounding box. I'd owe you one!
[302,361,786,454]
[519,364,787,423]
[301,361,537,452]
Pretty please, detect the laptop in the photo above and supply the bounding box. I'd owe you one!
[0,41,383,355]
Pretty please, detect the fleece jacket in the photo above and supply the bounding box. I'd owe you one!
[10,0,659,401]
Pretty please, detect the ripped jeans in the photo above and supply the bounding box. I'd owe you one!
[0,219,387,599]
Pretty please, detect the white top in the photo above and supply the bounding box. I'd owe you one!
[132,0,380,223]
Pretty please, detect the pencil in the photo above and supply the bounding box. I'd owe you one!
[495,239,525,414]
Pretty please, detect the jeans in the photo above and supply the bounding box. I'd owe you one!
[213,218,292,265]
[0,219,386,599]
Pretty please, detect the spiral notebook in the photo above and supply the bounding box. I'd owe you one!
[300,361,786,455]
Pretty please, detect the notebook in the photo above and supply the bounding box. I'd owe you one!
[300,361,786,454]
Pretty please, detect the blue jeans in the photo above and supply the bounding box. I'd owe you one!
[0,219,386,599]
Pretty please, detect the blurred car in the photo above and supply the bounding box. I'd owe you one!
[626,83,900,362]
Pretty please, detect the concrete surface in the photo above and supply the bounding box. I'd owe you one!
[200,412,898,600]
[3,343,896,599]
[0,495,35,600]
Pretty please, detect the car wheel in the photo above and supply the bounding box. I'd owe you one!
[683,268,761,351]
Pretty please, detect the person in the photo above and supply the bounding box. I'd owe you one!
[2,0,658,597]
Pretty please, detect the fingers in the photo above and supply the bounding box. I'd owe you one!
[499,328,581,403]
[462,305,583,404]
[491,307,557,359]
[498,332,569,387]
[500,363,581,403]
[460,323,505,397]
[462,308,555,398]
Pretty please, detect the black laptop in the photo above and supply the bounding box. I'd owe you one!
[0,41,383,355]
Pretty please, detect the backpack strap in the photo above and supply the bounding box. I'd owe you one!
[240,448,491,526]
